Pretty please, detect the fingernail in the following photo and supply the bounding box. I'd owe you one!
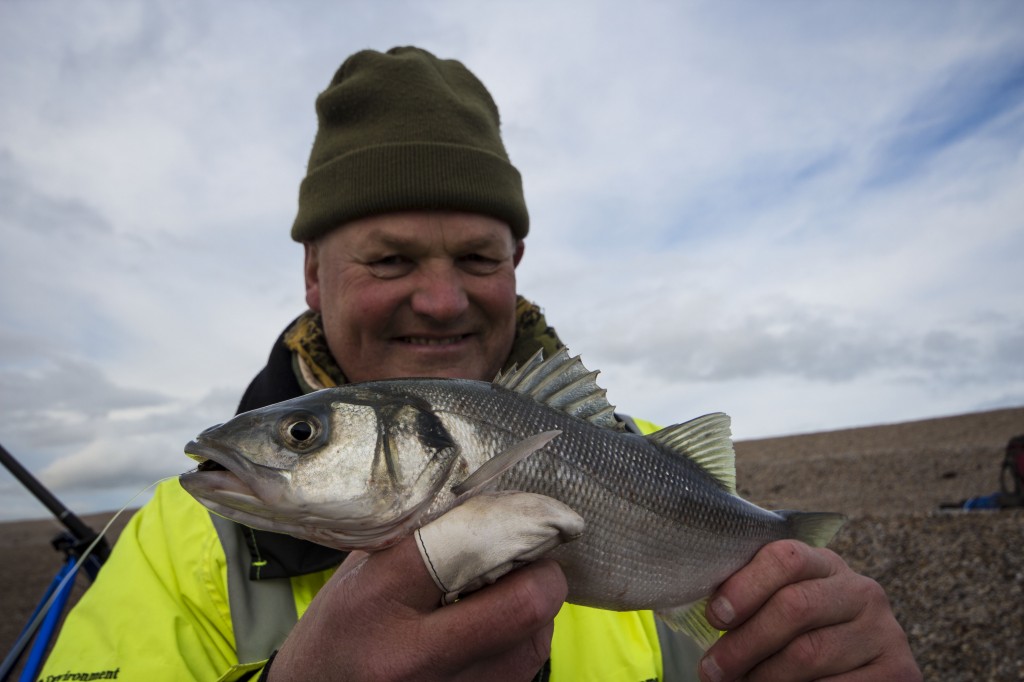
[709,596,734,626]
[700,654,723,682]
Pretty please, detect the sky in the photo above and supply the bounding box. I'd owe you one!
[1,0,1022,522]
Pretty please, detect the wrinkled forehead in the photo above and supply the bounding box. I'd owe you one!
[326,211,517,254]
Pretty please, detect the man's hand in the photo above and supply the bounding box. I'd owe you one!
[269,534,567,681]
[698,540,922,682]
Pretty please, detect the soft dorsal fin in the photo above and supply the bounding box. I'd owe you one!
[646,413,736,493]
[494,349,620,430]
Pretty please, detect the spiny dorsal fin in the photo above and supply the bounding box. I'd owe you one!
[494,349,620,430]
[646,413,736,493]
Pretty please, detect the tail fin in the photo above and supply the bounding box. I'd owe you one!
[777,511,847,547]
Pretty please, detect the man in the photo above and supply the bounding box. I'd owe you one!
[41,46,921,681]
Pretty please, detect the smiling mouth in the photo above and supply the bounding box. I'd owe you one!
[399,335,469,346]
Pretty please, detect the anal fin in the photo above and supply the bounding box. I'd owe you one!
[655,598,723,651]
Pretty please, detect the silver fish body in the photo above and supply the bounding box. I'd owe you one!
[181,350,844,638]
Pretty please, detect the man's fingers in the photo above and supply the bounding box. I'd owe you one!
[348,554,566,680]
[429,558,568,661]
[704,580,878,681]
[699,540,919,682]
[280,538,566,682]
[720,579,914,682]
[345,538,567,668]
[705,540,837,630]
[335,548,368,576]
[331,535,446,614]
[340,520,570,644]
[741,612,903,682]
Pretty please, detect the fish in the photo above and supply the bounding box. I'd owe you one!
[180,349,845,647]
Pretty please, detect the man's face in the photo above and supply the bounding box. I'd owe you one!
[304,211,524,383]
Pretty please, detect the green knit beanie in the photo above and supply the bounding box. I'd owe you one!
[291,46,529,242]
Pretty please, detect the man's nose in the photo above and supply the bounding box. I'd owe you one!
[410,265,468,320]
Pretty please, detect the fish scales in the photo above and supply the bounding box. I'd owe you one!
[331,378,808,610]
[181,349,845,644]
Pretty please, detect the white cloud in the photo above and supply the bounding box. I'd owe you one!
[1,0,1022,519]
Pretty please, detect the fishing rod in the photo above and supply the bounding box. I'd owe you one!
[0,441,111,681]
[0,442,110,566]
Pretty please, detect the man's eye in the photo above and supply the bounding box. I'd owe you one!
[368,256,413,277]
[460,254,501,274]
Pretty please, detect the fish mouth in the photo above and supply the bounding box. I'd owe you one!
[197,458,227,472]
[180,438,287,511]
[183,439,248,478]
[180,438,429,550]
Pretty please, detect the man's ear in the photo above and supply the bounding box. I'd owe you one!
[513,240,525,267]
[303,242,321,311]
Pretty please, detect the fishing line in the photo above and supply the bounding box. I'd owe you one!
[8,474,180,669]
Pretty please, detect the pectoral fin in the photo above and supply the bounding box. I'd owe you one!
[452,430,561,497]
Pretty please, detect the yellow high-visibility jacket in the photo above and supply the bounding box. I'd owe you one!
[40,417,699,681]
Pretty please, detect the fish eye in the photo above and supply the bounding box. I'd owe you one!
[280,414,322,450]
[289,421,314,440]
